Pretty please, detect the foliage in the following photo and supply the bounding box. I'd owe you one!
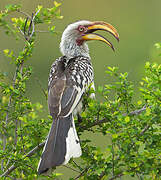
[0,2,63,179]
[76,63,161,180]
[0,2,161,180]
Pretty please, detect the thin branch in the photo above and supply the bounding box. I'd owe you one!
[16,9,50,40]
[80,106,149,131]
[79,118,109,130]
[63,165,80,173]
[99,124,150,179]
[0,142,45,177]
[98,171,124,180]
[1,165,16,177]
[1,106,149,177]
[25,142,45,157]
[111,140,115,176]
[1,44,31,166]
[16,9,31,19]
[127,124,150,152]
[1,67,19,171]
[28,9,40,40]
[18,27,25,36]
[35,30,50,33]
[14,119,18,145]
[109,172,124,180]
[6,175,17,180]
[1,7,42,177]
[22,9,40,41]
[107,124,150,180]
[108,163,144,180]
[72,160,83,171]
[24,17,29,35]
[74,167,89,180]
[19,121,25,153]
[24,164,35,171]
[140,124,150,136]
[28,13,33,36]
[124,105,147,116]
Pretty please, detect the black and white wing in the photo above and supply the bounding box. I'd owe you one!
[37,56,94,174]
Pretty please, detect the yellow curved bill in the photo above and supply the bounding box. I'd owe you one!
[82,33,115,51]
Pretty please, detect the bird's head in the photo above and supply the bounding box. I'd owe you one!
[60,20,119,58]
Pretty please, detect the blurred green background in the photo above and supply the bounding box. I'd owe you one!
[1,0,161,101]
[0,0,161,179]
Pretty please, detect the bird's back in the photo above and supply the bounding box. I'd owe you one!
[48,56,94,117]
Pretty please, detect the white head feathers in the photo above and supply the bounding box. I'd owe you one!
[60,20,92,58]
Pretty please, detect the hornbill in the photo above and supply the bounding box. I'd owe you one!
[37,20,119,174]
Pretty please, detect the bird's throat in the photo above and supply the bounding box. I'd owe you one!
[60,39,90,59]
[76,38,84,46]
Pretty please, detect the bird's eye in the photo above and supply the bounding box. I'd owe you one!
[78,26,85,32]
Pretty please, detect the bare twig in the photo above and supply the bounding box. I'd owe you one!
[79,118,109,130]
[63,165,80,173]
[22,9,40,41]
[16,9,31,19]
[74,167,89,180]
[72,160,83,171]
[18,27,25,37]
[124,105,147,116]
[28,9,40,40]
[28,13,33,36]
[25,142,45,157]
[35,30,50,33]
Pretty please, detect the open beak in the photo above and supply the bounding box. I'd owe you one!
[81,21,119,51]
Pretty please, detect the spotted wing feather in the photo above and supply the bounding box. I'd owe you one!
[38,56,84,174]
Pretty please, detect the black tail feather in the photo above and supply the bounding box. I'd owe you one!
[37,114,72,174]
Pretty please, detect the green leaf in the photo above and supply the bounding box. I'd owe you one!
[125,116,130,123]
[53,1,61,8]
[17,72,22,79]
[138,142,145,154]
[3,49,9,55]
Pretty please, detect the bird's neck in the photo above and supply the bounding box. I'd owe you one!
[60,38,90,59]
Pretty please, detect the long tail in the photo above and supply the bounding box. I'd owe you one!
[37,114,82,174]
